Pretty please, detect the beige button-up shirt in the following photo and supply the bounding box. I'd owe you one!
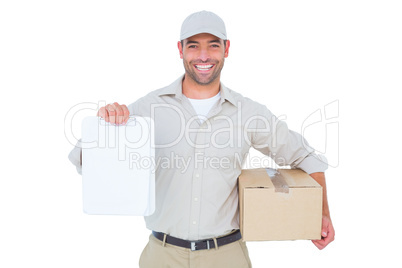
[69,75,328,240]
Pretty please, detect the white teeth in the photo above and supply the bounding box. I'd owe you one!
[195,64,213,70]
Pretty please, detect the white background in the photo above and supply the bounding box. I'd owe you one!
[1,0,401,267]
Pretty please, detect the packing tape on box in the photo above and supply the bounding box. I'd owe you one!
[265,168,289,193]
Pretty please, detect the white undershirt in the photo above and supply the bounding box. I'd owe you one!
[187,92,221,123]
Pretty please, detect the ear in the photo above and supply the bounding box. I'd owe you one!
[177,41,184,59]
[224,40,230,58]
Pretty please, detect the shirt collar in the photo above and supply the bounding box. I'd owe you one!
[158,74,238,107]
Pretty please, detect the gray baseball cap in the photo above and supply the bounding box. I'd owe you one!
[180,10,227,41]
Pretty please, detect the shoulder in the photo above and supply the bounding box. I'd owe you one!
[222,84,272,115]
[127,79,179,115]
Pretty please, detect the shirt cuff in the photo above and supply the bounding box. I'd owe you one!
[68,139,82,175]
[296,154,328,174]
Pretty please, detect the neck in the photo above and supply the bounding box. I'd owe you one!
[182,74,221,99]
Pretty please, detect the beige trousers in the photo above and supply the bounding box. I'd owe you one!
[139,234,252,268]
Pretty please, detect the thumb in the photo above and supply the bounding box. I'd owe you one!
[322,229,328,238]
[321,217,330,237]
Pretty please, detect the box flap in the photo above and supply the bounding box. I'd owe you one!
[239,168,321,189]
[279,169,321,188]
[239,168,275,188]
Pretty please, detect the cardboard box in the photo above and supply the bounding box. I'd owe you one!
[238,168,322,241]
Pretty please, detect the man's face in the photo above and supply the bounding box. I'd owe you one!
[178,33,230,86]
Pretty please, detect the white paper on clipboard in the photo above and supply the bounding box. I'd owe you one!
[81,116,155,216]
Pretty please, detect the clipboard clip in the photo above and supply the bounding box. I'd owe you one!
[98,116,136,126]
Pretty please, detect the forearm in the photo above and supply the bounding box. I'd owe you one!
[309,172,330,218]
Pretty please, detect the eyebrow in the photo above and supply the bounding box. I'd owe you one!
[185,39,222,45]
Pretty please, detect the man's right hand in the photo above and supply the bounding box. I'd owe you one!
[97,102,130,125]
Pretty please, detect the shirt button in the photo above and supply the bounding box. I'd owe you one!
[194,197,198,202]
[195,173,200,178]
[192,221,197,225]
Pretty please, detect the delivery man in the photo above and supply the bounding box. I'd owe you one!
[69,10,335,268]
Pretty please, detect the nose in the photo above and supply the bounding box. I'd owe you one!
[198,48,210,62]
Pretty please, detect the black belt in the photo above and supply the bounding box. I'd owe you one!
[152,230,242,251]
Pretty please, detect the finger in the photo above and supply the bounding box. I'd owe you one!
[329,220,335,240]
[97,106,109,122]
[122,104,130,122]
[312,229,333,250]
[321,217,335,243]
[121,104,130,124]
[312,239,326,250]
[312,235,329,249]
[326,227,335,244]
[106,104,116,124]
[321,223,329,238]
[112,102,124,125]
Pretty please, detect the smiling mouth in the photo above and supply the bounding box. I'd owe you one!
[194,64,214,71]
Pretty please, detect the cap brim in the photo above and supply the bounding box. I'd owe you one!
[180,28,227,41]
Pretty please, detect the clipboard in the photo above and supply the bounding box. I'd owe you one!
[81,116,155,216]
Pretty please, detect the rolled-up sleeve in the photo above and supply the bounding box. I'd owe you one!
[68,139,82,175]
[251,105,328,174]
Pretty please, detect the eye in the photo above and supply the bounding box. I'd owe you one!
[211,44,220,48]
[188,45,197,49]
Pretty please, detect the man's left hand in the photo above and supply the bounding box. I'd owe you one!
[312,215,335,250]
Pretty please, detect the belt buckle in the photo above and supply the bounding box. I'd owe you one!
[190,240,211,251]
[190,241,197,251]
